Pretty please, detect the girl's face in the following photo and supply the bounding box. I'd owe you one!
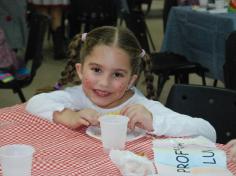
[76,45,137,108]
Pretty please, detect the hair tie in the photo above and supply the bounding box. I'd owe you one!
[53,82,62,90]
[81,33,87,42]
[140,49,146,58]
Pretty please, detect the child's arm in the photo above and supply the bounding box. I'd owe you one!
[226,139,236,163]
[147,100,216,142]
[122,95,216,142]
[53,108,99,129]
[26,86,84,122]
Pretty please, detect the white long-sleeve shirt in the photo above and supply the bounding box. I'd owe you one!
[26,85,216,142]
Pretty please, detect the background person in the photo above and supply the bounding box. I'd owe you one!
[0,0,28,51]
[28,0,69,60]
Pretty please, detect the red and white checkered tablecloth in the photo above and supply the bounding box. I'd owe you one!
[0,104,236,176]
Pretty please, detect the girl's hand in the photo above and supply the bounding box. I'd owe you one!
[120,104,154,131]
[78,108,100,126]
[53,108,99,129]
[226,139,236,163]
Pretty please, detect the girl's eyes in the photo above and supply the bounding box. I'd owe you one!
[91,67,102,73]
[90,67,125,78]
[113,72,124,78]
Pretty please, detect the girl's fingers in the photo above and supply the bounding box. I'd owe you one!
[121,104,139,115]
[79,118,90,126]
[53,110,63,118]
[79,111,99,125]
[124,110,138,130]
[52,111,60,122]
[128,114,139,130]
[120,105,132,115]
[232,157,236,163]
[125,109,136,119]
[135,122,144,129]
[128,121,135,130]
[226,139,236,147]
[228,154,236,163]
[81,115,99,126]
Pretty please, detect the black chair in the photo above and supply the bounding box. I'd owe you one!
[166,84,236,144]
[123,10,207,99]
[127,0,153,14]
[151,52,207,99]
[0,12,48,102]
[68,0,118,38]
[123,11,155,54]
[224,31,236,90]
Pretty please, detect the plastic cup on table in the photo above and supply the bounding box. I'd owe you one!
[99,115,129,153]
[215,0,225,9]
[199,0,208,8]
[0,144,35,176]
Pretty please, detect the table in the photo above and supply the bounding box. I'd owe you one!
[161,6,236,81]
[0,104,236,175]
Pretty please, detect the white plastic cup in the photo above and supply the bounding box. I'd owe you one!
[199,0,208,8]
[0,144,35,176]
[215,0,225,9]
[99,115,129,153]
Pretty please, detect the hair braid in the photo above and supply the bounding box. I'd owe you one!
[142,54,156,100]
[34,34,83,94]
[57,34,83,87]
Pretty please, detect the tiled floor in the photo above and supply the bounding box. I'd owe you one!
[0,0,224,108]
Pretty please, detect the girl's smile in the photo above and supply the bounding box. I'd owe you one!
[93,89,111,97]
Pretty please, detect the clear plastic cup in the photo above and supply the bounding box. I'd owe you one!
[215,0,225,9]
[199,0,208,8]
[99,115,129,153]
[0,144,35,176]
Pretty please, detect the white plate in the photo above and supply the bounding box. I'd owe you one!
[86,126,146,142]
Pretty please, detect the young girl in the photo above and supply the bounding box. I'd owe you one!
[26,26,216,142]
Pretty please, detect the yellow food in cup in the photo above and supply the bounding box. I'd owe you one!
[106,111,121,116]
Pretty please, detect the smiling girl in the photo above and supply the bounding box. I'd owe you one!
[26,26,216,142]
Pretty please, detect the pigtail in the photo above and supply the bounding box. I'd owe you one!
[34,34,83,95]
[142,53,156,100]
[57,33,83,87]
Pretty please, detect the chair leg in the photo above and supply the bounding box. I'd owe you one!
[156,74,169,98]
[145,1,152,15]
[145,23,156,51]
[201,72,206,86]
[203,78,206,85]
[213,79,218,87]
[13,88,26,102]
[178,73,189,84]
[174,74,178,83]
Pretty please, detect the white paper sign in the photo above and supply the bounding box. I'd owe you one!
[153,136,233,176]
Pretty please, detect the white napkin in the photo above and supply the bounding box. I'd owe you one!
[109,150,156,176]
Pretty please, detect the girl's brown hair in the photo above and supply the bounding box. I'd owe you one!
[54,26,155,99]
